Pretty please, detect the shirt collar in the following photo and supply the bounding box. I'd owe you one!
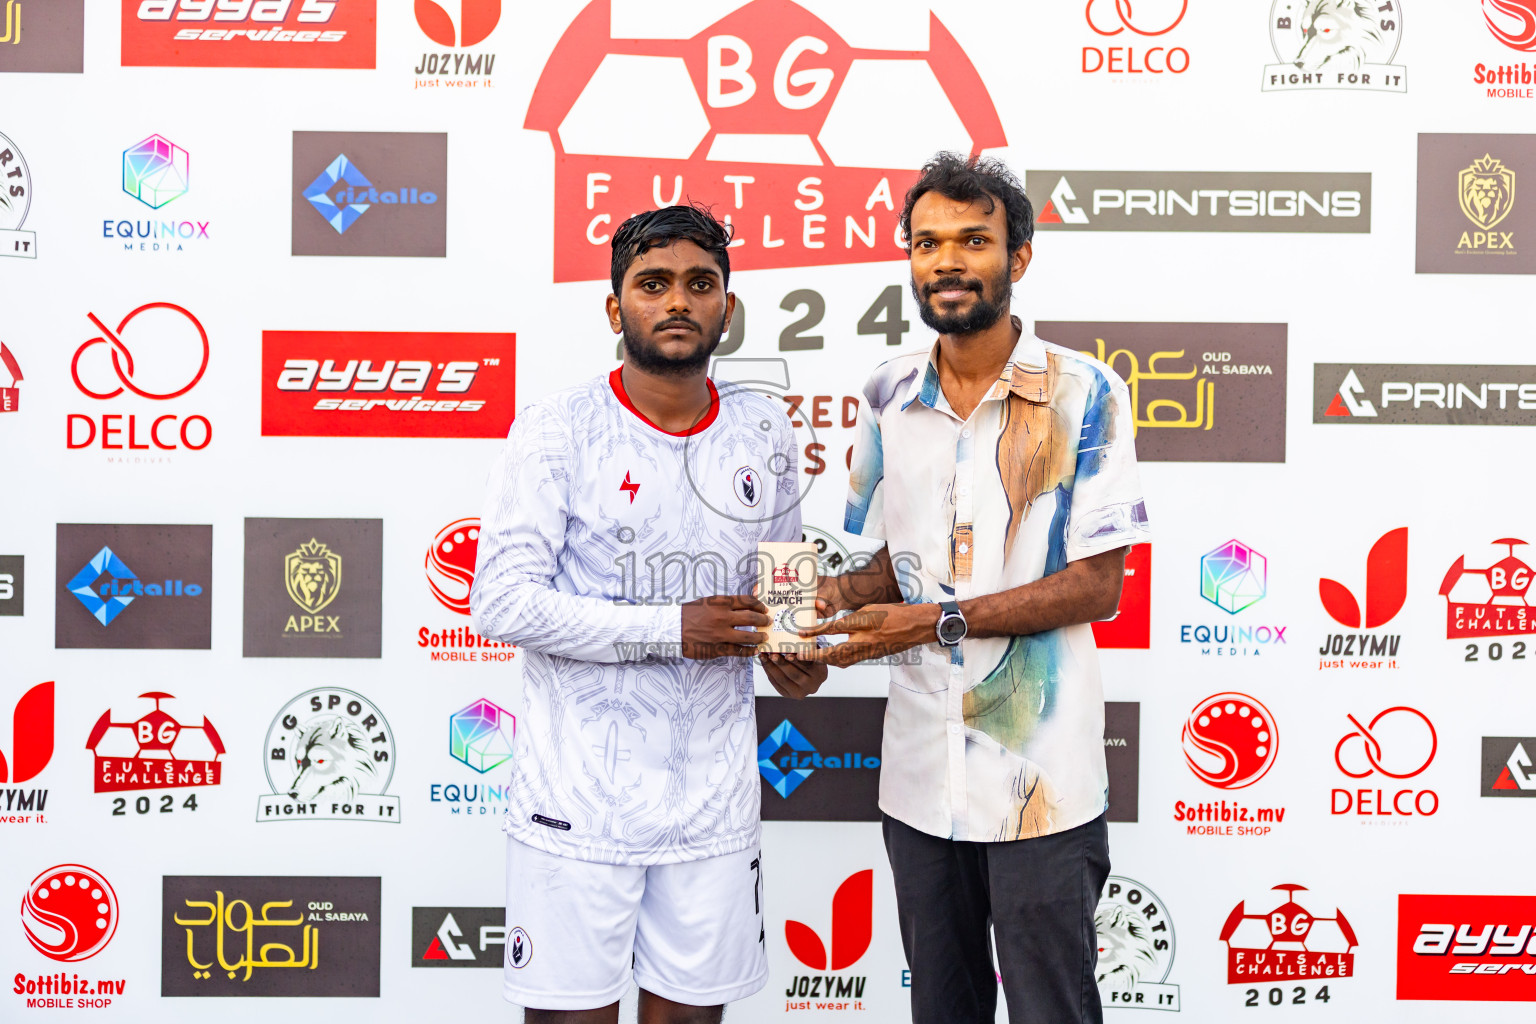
[899,317,1051,412]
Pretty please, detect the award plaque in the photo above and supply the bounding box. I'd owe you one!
[757,542,818,654]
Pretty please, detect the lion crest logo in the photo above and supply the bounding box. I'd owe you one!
[1459,154,1516,232]
[285,538,342,613]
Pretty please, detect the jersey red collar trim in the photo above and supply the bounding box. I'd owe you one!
[608,366,720,437]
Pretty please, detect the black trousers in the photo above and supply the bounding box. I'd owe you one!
[883,812,1110,1024]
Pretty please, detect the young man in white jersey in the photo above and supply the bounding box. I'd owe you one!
[471,205,827,1024]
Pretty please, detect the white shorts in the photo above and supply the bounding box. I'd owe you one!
[502,835,768,1011]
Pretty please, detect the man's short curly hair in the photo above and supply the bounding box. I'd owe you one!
[900,152,1034,254]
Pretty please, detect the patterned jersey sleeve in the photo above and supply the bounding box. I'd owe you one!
[766,409,803,544]
[470,402,682,662]
[1065,364,1152,562]
[843,363,906,541]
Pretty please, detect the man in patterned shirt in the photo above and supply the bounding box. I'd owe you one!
[472,205,826,1023]
[803,154,1151,1024]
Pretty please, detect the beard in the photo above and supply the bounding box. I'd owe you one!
[912,263,1013,336]
[620,308,726,377]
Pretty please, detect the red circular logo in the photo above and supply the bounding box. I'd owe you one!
[21,865,119,962]
[72,302,209,401]
[426,518,480,615]
[1181,693,1278,790]
[1334,707,1437,779]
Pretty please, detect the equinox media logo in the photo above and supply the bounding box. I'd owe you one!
[107,135,210,254]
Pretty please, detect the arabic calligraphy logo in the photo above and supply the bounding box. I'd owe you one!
[21,864,119,962]
[1335,707,1437,779]
[1087,0,1189,36]
[122,134,189,210]
[284,539,341,614]
[72,302,210,400]
[1459,154,1516,232]
[1181,693,1278,790]
[1,0,18,45]
[1084,338,1213,434]
[174,891,314,982]
[426,518,478,615]
[1484,0,1536,51]
[415,0,501,46]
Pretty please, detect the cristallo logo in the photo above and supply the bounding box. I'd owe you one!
[525,0,1005,280]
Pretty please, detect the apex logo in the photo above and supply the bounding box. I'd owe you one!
[1319,527,1407,628]
[1482,737,1536,796]
[785,869,872,972]
[1324,368,1376,417]
[1,681,53,787]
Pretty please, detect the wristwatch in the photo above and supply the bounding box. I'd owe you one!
[935,601,968,647]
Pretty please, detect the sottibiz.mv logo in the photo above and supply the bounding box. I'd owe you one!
[784,869,872,1007]
[262,331,514,438]
[526,0,1005,280]
[1399,894,1536,1000]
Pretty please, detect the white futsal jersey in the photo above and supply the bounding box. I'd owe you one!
[473,367,800,866]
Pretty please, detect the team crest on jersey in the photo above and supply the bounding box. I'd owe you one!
[734,466,762,508]
[506,926,533,968]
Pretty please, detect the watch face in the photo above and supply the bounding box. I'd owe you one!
[939,615,966,644]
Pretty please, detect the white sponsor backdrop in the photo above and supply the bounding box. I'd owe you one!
[2,1,1534,1020]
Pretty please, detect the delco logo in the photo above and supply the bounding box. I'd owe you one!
[1398,894,1536,1000]
[261,330,515,438]
[525,0,1005,280]
[121,0,377,69]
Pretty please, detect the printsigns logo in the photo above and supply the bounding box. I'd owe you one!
[122,0,376,69]
[87,692,223,797]
[1418,134,1536,274]
[0,553,22,616]
[0,131,36,258]
[756,698,882,821]
[1082,0,1191,75]
[1032,171,1370,233]
[292,132,446,256]
[0,0,82,73]
[1331,707,1439,818]
[161,876,381,996]
[411,906,505,967]
[1263,1,1406,92]
[1316,363,1536,424]
[784,869,872,1006]
[1035,323,1288,462]
[1221,885,1357,986]
[262,331,515,437]
[55,525,213,650]
[1398,893,1536,1000]
[1481,737,1536,796]
[257,688,399,823]
[243,518,381,658]
[1182,693,1278,790]
[1095,876,1180,1011]
[1,681,52,823]
[526,0,1004,281]
[21,865,119,962]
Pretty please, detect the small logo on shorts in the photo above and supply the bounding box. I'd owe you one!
[734,466,761,508]
[531,813,571,831]
[506,926,532,968]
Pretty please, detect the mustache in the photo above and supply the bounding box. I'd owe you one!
[922,276,984,299]
[654,316,702,334]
